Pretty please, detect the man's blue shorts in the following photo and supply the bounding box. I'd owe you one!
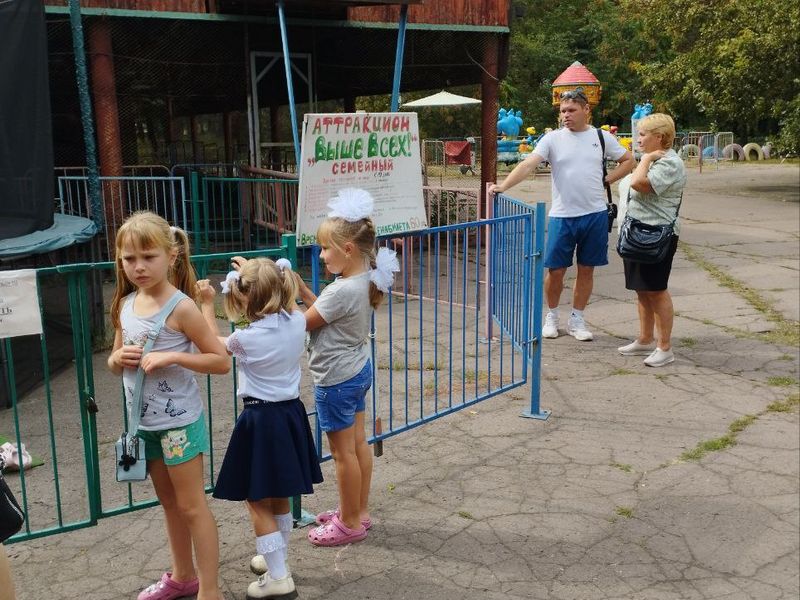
[544,210,609,269]
[314,361,372,433]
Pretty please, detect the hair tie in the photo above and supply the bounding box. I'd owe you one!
[369,247,400,293]
[327,188,374,222]
[275,258,292,273]
[220,270,240,294]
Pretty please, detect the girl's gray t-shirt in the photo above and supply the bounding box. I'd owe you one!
[308,271,371,386]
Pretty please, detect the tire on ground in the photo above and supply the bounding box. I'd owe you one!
[722,143,745,161]
[679,144,700,159]
[742,142,764,161]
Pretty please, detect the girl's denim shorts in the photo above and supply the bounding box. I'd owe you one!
[314,361,372,432]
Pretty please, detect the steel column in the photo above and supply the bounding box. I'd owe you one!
[67,0,102,227]
[277,1,301,170]
[389,4,409,112]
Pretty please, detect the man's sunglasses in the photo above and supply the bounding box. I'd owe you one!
[559,89,588,102]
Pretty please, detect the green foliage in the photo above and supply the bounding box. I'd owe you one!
[502,0,800,140]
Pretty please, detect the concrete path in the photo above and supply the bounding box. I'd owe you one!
[6,163,799,600]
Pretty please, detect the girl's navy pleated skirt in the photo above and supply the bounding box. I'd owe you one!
[213,397,323,501]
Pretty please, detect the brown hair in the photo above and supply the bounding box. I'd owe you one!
[109,211,197,329]
[317,216,384,309]
[222,258,298,322]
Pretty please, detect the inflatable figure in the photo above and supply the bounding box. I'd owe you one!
[497,107,524,138]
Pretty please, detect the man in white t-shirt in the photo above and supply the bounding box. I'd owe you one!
[489,90,634,341]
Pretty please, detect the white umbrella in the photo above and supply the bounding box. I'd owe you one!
[401,90,481,108]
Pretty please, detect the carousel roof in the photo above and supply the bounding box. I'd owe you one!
[552,61,600,86]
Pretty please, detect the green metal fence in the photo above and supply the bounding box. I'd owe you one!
[1,235,296,543]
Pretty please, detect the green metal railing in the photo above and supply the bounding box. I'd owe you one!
[2,235,296,543]
[189,174,299,254]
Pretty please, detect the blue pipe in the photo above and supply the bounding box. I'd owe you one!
[389,4,408,112]
[277,1,301,170]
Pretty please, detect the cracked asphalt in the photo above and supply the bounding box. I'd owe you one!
[6,163,799,599]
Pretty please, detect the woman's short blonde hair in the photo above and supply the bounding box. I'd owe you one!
[638,113,676,150]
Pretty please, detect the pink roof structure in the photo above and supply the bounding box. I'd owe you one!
[552,61,600,86]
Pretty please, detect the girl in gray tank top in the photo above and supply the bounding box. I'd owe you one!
[107,212,230,600]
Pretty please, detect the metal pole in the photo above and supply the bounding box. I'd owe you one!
[67,0,102,227]
[522,202,550,420]
[277,1,300,170]
[389,4,409,112]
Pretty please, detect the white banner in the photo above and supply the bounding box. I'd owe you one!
[0,269,43,339]
[295,112,428,246]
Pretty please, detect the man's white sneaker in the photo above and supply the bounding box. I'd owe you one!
[618,340,656,356]
[246,573,297,599]
[567,315,593,341]
[542,313,560,338]
[644,348,674,367]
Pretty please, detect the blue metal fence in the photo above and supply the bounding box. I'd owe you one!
[4,200,547,543]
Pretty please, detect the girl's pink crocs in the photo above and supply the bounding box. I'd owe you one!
[137,572,199,600]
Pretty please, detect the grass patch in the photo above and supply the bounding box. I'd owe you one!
[680,243,800,348]
[610,462,633,473]
[679,337,697,348]
[728,415,757,433]
[766,393,800,413]
[680,434,736,461]
[654,374,669,381]
[778,354,794,361]
[767,376,798,387]
[457,510,474,520]
[615,506,634,518]
[611,367,636,376]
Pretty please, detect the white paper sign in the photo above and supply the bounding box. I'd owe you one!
[0,270,43,339]
[295,112,428,246]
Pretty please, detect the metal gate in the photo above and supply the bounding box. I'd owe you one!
[3,206,546,543]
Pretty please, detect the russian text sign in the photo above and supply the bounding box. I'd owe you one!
[0,269,43,339]
[295,112,428,246]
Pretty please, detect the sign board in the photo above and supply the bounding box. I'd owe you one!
[0,270,43,339]
[295,112,428,246]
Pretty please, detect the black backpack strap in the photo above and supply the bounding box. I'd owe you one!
[597,128,613,205]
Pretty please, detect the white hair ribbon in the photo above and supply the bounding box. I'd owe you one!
[369,247,400,293]
[327,188,375,222]
[275,258,292,273]
[220,270,240,294]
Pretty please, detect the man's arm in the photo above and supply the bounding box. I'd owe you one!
[488,152,545,195]
[605,150,634,184]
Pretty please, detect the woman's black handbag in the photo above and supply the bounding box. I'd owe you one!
[616,216,674,264]
[0,458,24,542]
[617,189,682,264]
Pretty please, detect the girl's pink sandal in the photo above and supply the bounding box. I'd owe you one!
[137,572,199,600]
[308,514,367,546]
[315,508,372,530]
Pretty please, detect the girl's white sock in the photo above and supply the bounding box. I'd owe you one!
[275,512,294,562]
[256,531,287,579]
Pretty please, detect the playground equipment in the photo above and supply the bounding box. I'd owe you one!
[496,108,540,164]
[551,61,602,108]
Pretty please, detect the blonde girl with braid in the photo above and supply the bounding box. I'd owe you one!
[295,188,398,547]
[196,258,322,599]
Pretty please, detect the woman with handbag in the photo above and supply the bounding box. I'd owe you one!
[617,113,687,367]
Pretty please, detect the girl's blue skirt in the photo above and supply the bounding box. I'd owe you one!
[213,397,323,501]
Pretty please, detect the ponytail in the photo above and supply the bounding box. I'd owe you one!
[169,226,197,299]
[367,247,384,309]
